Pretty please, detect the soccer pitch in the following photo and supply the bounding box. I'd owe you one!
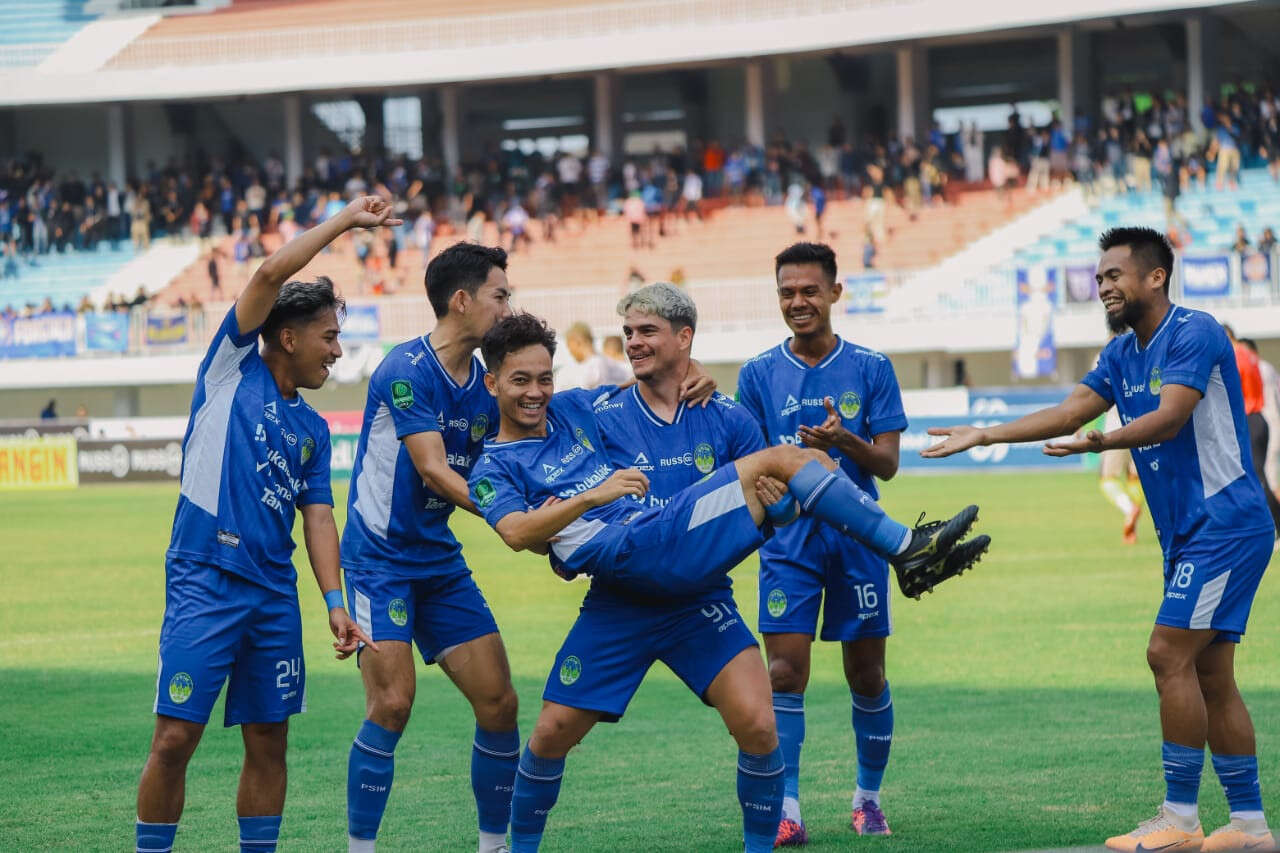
[3,471,1276,852]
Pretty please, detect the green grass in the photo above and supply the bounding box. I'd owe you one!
[2,472,1277,852]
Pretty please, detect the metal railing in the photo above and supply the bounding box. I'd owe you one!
[108,0,906,68]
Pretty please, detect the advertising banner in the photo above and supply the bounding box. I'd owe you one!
[145,313,190,346]
[843,274,888,314]
[1240,251,1273,299]
[0,311,77,359]
[1013,267,1057,379]
[1180,254,1232,300]
[330,432,359,479]
[341,304,382,344]
[0,437,79,489]
[0,419,90,439]
[1063,264,1098,303]
[84,312,130,353]
[77,439,184,483]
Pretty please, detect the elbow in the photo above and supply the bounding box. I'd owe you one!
[879,460,900,482]
[498,530,530,552]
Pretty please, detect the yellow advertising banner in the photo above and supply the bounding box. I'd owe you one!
[0,437,79,490]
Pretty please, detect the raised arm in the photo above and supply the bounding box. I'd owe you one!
[921,383,1110,458]
[233,196,401,336]
[1043,384,1199,457]
[492,469,649,551]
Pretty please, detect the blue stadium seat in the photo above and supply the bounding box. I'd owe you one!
[1,242,137,310]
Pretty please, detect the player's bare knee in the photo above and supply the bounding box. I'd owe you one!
[474,683,519,731]
[151,721,201,767]
[731,707,779,754]
[768,657,808,694]
[369,690,413,732]
[242,723,288,765]
[847,665,886,698]
[1145,637,1191,680]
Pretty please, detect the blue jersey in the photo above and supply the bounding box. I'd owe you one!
[591,386,766,599]
[736,337,907,554]
[1082,305,1271,554]
[167,307,333,596]
[469,387,629,572]
[341,336,497,577]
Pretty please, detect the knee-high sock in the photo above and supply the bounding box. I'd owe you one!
[348,720,401,841]
[472,725,520,835]
[510,746,564,853]
[1162,741,1204,810]
[772,692,805,821]
[1101,478,1136,515]
[1212,753,1265,818]
[135,820,177,853]
[852,683,893,803]
[738,747,785,853]
[786,461,909,556]
[237,815,281,853]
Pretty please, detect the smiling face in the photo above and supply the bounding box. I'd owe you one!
[777,262,842,338]
[285,307,343,389]
[1096,245,1166,334]
[485,343,554,437]
[622,308,691,382]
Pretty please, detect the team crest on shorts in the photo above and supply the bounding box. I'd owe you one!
[301,437,315,464]
[838,391,861,419]
[391,380,414,410]
[559,655,583,685]
[1149,367,1162,395]
[387,598,409,627]
[470,413,489,442]
[766,588,788,618]
[694,442,715,474]
[574,427,593,452]
[168,672,194,705]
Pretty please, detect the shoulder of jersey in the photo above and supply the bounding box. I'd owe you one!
[708,391,738,410]
[742,347,778,368]
[1171,306,1211,331]
[848,344,889,363]
[590,386,628,412]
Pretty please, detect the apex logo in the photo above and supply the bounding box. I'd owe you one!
[780,394,801,416]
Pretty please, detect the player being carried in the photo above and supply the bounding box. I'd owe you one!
[467,312,990,852]
[339,243,522,853]
[734,241,988,844]
[134,196,393,853]
[924,226,1274,853]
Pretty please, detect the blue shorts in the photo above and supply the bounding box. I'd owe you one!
[556,464,765,597]
[758,522,892,642]
[1156,530,1271,643]
[345,564,499,665]
[154,559,305,727]
[543,596,758,722]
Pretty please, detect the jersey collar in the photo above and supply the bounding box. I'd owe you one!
[420,334,479,391]
[779,336,844,370]
[631,384,686,426]
[1134,304,1177,354]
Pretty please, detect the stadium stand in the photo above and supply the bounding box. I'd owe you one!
[2,242,137,313]
[0,0,97,68]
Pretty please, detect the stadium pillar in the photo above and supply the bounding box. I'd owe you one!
[106,103,127,188]
[357,94,385,156]
[1186,14,1221,133]
[112,387,139,417]
[895,45,928,142]
[745,61,765,148]
[593,72,618,162]
[1056,29,1074,131]
[440,85,461,181]
[282,95,303,190]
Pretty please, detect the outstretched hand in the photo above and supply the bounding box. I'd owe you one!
[343,195,403,230]
[1043,429,1105,457]
[920,424,986,458]
[330,608,378,660]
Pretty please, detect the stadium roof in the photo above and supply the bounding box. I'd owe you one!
[0,0,1245,106]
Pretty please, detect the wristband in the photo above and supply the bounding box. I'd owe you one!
[323,589,345,611]
[764,492,799,526]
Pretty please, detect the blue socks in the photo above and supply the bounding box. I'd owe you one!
[473,725,520,835]
[1162,741,1204,808]
[1212,753,1264,815]
[511,746,565,853]
[852,683,894,798]
[135,820,177,853]
[772,692,805,821]
[237,815,281,852]
[738,747,785,853]
[786,460,909,555]
[347,719,402,841]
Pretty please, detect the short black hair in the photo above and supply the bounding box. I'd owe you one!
[425,242,508,319]
[775,242,838,283]
[261,276,346,346]
[1241,337,1258,353]
[1098,227,1174,293]
[481,312,556,372]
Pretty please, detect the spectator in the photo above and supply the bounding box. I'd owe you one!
[1233,225,1252,255]
[601,334,630,376]
[40,399,57,420]
[502,198,531,253]
[623,191,647,250]
[785,182,806,234]
[1259,227,1277,255]
[558,322,630,389]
